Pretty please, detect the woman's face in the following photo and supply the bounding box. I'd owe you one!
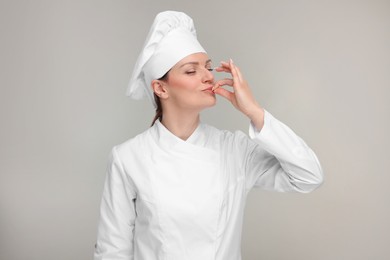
[159,52,216,111]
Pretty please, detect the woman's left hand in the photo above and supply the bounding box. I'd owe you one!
[212,59,264,120]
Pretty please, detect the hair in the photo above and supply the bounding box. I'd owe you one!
[150,70,170,127]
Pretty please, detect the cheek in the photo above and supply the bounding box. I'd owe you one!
[169,76,198,91]
[171,88,200,106]
[167,74,213,107]
[168,77,200,100]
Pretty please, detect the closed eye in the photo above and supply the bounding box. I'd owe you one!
[185,66,213,75]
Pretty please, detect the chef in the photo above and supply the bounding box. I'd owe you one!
[94,10,324,260]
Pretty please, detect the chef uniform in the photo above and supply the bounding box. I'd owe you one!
[94,10,324,260]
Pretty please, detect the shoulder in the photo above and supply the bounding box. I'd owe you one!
[111,126,153,160]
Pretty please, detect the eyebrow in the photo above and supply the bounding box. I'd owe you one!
[179,59,212,68]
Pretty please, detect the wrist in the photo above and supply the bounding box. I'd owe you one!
[247,106,265,131]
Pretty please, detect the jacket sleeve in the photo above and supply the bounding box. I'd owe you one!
[244,109,324,193]
[94,146,137,260]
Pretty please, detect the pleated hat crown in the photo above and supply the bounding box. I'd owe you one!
[126,11,206,108]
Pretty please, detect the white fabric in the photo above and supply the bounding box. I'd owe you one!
[126,11,206,109]
[94,109,324,260]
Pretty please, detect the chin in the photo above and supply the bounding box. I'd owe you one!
[202,98,217,109]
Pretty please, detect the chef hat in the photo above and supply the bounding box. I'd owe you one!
[126,11,207,108]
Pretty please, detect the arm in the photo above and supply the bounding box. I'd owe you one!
[213,59,323,193]
[244,109,324,193]
[94,147,137,260]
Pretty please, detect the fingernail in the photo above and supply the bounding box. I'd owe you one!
[230,58,234,64]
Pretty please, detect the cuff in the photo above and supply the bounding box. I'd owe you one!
[248,108,273,139]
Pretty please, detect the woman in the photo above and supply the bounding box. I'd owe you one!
[94,11,324,260]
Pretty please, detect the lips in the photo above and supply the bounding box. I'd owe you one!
[202,86,213,91]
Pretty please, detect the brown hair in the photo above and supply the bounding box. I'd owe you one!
[150,70,169,127]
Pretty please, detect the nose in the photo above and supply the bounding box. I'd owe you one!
[202,67,214,84]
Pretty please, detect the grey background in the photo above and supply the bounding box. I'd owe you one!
[1,0,389,259]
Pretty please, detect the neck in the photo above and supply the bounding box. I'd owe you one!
[160,105,201,141]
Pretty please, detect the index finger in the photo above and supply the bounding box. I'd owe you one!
[229,59,241,84]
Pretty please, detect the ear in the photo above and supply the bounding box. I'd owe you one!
[151,79,169,99]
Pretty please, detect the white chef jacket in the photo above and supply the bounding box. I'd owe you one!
[94,109,324,260]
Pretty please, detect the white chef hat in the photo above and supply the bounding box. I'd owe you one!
[126,11,207,108]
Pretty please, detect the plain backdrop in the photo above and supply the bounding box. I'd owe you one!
[1,0,389,259]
